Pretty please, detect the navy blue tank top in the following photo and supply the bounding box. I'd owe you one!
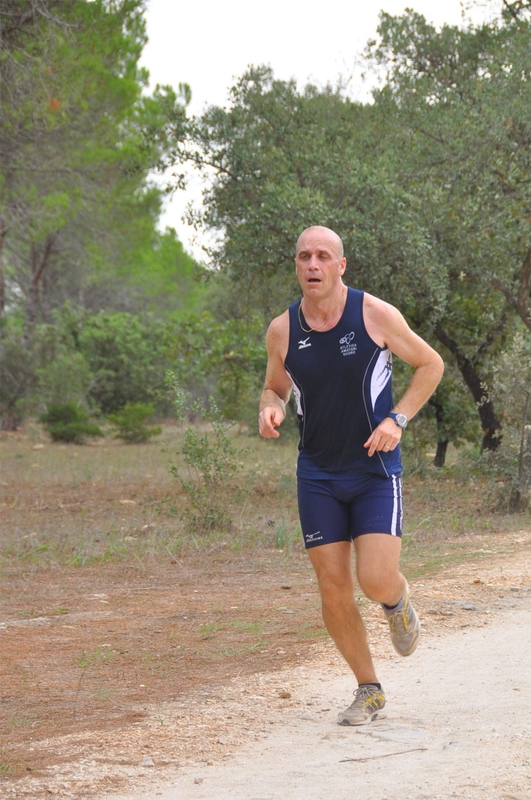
[284,287,402,479]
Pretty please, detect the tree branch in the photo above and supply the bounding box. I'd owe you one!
[490,246,531,331]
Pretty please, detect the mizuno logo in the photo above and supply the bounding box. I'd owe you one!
[306,531,322,542]
[298,338,311,349]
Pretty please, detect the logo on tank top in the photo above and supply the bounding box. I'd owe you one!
[339,331,357,356]
[298,337,311,349]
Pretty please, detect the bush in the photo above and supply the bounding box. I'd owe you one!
[78,311,169,414]
[40,403,104,444]
[108,403,162,443]
[35,347,95,409]
[165,372,246,533]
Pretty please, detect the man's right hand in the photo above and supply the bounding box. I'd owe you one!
[258,406,285,438]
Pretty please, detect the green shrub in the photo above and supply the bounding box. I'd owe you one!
[78,311,169,414]
[108,403,162,443]
[35,347,95,409]
[40,403,104,444]
[165,372,246,533]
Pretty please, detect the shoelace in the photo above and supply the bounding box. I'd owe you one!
[386,604,410,633]
[349,686,378,708]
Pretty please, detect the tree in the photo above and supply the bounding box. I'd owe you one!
[0,0,189,326]
[365,8,531,448]
[177,67,447,324]
[168,6,530,458]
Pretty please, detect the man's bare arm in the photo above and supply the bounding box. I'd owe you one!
[258,313,292,439]
[363,295,444,455]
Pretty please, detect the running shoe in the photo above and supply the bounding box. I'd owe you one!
[383,584,421,656]
[337,685,386,726]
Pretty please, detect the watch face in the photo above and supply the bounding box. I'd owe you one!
[395,413,408,429]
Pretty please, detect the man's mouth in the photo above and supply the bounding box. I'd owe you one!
[308,278,321,283]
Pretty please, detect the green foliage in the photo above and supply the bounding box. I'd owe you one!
[0,330,37,429]
[108,403,162,443]
[179,66,446,321]
[40,402,104,444]
[365,9,531,447]
[165,372,246,533]
[480,331,531,512]
[164,311,267,426]
[172,8,531,457]
[0,0,191,324]
[35,347,95,409]
[77,311,169,414]
[121,228,206,316]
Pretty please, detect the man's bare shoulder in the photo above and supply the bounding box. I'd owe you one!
[363,292,404,347]
[363,291,399,319]
[265,310,290,365]
[266,310,290,351]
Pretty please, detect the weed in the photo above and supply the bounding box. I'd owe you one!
[141,650,160,663]
[275,524,298,550]
[198,623,217,639]
[75,647,116,669]
[73,647,117,718]
[229,620,264,636]
[298,623,328,640]
[67,550,88,567]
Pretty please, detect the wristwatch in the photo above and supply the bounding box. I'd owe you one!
[388,412,408,430]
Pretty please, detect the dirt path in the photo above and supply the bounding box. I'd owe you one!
[113,602,531,800]
[4,537,531,800]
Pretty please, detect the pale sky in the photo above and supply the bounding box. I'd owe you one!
[140,0,493,257]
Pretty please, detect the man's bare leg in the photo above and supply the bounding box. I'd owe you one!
[355,533,421,657]
[354,533,405,605]
[307,540,377,684]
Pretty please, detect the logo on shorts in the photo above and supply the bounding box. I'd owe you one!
[298,337,311,349]
[306,530,323,543]
[339,331,357,356]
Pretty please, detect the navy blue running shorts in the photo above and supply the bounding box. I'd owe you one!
[297,473,403,549]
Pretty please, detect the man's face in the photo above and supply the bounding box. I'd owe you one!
[295,229,346,298]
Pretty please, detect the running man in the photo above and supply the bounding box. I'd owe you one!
[258,226,444,725]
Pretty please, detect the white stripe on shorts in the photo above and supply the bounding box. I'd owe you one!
[390,474,403,536]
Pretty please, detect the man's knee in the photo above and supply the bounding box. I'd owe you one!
[357,563,400,602]
[354,533,402,601]
[312,561,355,610]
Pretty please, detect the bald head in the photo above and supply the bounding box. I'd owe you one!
[296,226,344,260]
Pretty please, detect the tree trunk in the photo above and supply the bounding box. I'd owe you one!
[25,234,56,327]
[434,439,449,468]
[490,245,531,332]
[434,322,502,451]
[0,216,6,325]
[429,396,449,467]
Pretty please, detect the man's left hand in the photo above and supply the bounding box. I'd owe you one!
[364,418,402,457]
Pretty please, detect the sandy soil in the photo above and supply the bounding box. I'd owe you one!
[2,530,530,800]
